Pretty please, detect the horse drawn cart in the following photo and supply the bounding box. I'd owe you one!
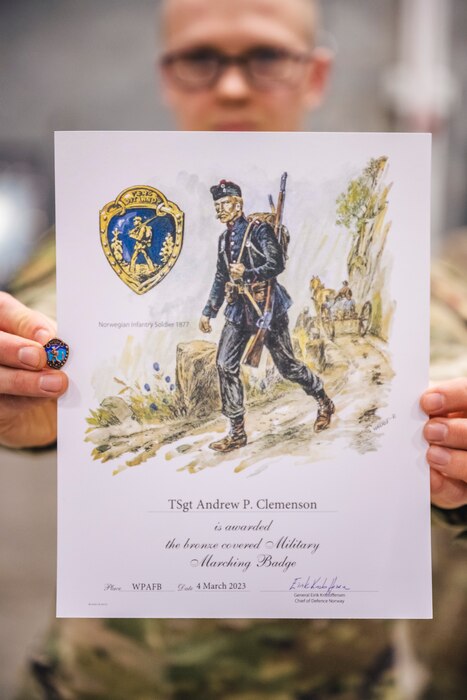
[310,276,373,340]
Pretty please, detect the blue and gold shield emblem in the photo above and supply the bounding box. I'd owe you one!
[99,186,184,294]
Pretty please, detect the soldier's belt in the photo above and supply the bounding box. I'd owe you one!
[224,281,268,318]
[249,281,267,303]
[225,281,239,305]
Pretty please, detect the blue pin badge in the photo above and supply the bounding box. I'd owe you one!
[44,338,69,369]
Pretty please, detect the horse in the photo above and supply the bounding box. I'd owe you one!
[309,275,336,317]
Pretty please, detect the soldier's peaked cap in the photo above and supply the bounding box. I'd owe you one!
[210,180,242,200]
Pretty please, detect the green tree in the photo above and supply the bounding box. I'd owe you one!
[336,157,388,238]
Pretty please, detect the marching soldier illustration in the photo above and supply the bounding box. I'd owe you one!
[200,178,335,453]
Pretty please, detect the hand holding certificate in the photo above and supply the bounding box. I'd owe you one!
[421,378,467,509]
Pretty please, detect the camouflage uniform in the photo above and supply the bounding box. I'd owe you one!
[11,232,467,700]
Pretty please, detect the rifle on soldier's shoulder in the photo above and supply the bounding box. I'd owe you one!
[242,172,288,368]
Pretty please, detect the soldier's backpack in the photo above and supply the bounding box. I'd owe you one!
[246,212,290,262]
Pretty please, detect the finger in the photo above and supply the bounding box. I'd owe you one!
[0,367,68,397]
[0,291,56,343]
[430,468,467,509]
[0,330,48,371]
[420,377,467,417]
[424,417,467,451]
[427,445,467,483]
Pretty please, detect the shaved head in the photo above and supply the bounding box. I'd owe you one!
[160,0,319,50]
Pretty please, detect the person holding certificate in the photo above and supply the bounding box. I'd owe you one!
[2,0,466,697]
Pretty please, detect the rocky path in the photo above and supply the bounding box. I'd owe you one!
[87,334,394,477]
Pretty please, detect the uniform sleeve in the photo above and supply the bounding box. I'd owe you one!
[243,222,284,284]
[202,239,228,318]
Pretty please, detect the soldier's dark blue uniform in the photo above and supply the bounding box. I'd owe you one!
[202,213,293,329]
[202,182,333,444]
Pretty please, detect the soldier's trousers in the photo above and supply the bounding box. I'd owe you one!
[216,313,323,420]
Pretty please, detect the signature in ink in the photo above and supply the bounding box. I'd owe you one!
[289,576,350,595]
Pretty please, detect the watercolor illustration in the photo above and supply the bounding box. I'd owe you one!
[87,156,395,476]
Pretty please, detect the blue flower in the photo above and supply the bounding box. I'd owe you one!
[165,376,171,383]
[144,383,151,392]
[150,403,158,412]
[153,362,160,371]
[170,384,175,391]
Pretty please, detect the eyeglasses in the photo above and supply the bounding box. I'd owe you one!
[160,47,312,91]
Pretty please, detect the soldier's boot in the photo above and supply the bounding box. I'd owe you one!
[314,391,335,432]
[209,416,247,453]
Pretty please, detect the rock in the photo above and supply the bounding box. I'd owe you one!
[176,340,221,418]
[99,396,133,425]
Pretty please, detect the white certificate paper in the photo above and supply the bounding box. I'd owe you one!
[55,131,432,619]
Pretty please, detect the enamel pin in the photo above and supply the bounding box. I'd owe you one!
[44,338,69,369]
[99,186,184,294]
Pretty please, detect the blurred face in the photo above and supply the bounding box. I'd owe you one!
[214,196,243,223]
[160,0,331,131]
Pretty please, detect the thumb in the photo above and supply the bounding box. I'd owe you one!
[0,292,57,343]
